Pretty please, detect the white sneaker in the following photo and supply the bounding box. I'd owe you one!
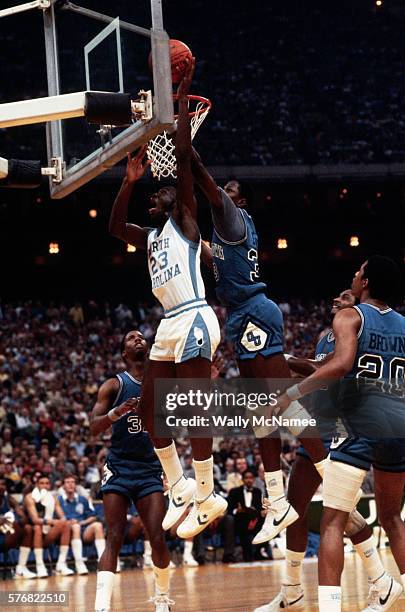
[55,563,74,576]
[254,586,304,611]
[14,566,36,579]
[150,594,175,611]
[362,576,403,611]
[176,491,227,539]
[36,564,48,578]
[75,560,89,575]
[162,476,196,531]
[183,555,199,567]
[143,555,153,569]
[253,498,299,544]
[169,561,176,569]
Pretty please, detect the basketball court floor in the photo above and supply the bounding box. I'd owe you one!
[0,549,404,611]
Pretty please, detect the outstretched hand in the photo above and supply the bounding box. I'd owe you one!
[177,57,195,99]
[126,145,151,184]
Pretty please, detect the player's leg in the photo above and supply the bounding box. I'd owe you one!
[318,459,368,612]
[32,524,48,577]
[70,522,89,575]
[175,356,227,538]
[346,508,400,612]
[95,493,128,612]
[83,521,106,561]
[14,524,36,578]
[254,455,321,611]
[136,492,173,609]
[139,359,197,531]
[374,469,405,599]
[44,520,73,576]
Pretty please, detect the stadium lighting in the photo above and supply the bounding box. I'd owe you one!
[49,242,60,254]
[376,0,382,6]
[350,236,360,247]
[277,238,288,249]
[89,209,97,218]
[127,244,136,252]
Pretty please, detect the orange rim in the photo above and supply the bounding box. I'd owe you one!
[173,93,212,119]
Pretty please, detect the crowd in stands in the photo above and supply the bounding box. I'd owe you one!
[1,295,399,573]
[2,1,405,166]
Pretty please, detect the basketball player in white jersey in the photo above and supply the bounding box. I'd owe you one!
[109,59,226,539]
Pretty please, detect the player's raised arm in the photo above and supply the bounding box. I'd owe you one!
[190,146,223,208]
[89,378,138,436]
[109,146,151,249]
[173,58,198,228]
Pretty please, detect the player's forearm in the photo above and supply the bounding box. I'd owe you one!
[190,147,222,207]
[201,241,213,269]
[289,357,352,400]
[89,413,115,436]
[109,178,134,239]
[175,97,192,162]
[287,356,318,376]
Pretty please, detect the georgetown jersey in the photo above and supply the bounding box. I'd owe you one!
[340,304,405,416]
[315,330,335,361]
[109,371,159,464]
[147,216,206,314]
[347,304,405,384]
[211,208,266,308]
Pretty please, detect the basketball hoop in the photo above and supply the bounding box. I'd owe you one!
[147,94,211,180]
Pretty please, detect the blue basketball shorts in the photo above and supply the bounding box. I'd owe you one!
[100,458,164,503]
[226,293,284,360]
[330,438,405,473]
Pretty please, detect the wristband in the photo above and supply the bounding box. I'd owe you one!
[286,383,303,401]
[107,408,120,423]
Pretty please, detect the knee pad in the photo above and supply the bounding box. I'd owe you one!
[344,508,367,537]
[323,461,367,512]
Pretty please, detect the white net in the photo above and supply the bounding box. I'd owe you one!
[147,95,211,180]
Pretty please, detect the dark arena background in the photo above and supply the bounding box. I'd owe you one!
[0,1,405,611]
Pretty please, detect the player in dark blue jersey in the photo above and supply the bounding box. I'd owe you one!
[90,330,173,612]
[275,256,405,612]
[191,152,328,542]
[256,289,398,611]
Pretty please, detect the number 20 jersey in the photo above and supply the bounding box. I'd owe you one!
[211,208,266,309]
[341,303,405,409]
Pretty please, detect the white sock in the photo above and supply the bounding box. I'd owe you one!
[401,573,405,590]
[95,538,106,560]
[354,536,385,583]
[144,540,152,558]
[193,456,214,500]
[184,540,193,559]
[57,544,69,565]
[95,570,114,611]
[318,585,342,612]
[18,546,30,568]
[71,538,83,561]
[284,549,305,585]
[153,564,170,596]
[314,457,329,479]
[154,442,183,486]
[34,548,44,566]
[264,470,284,501]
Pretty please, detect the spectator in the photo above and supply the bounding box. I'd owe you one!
[58,474,106,575]
[226,457,249,492]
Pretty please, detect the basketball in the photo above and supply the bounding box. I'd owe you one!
[148,39,193,84]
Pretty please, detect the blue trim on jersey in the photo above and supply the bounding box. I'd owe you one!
[169,215,200,248]
[188,242,199,299]
[180,311,211,362]
[165,302,209,319]
[164,297,206,315]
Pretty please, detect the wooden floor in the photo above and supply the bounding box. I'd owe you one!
[0,550,404,611]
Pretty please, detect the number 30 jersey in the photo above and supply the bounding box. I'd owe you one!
[211,207,266,309]
[147,216,206,315]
